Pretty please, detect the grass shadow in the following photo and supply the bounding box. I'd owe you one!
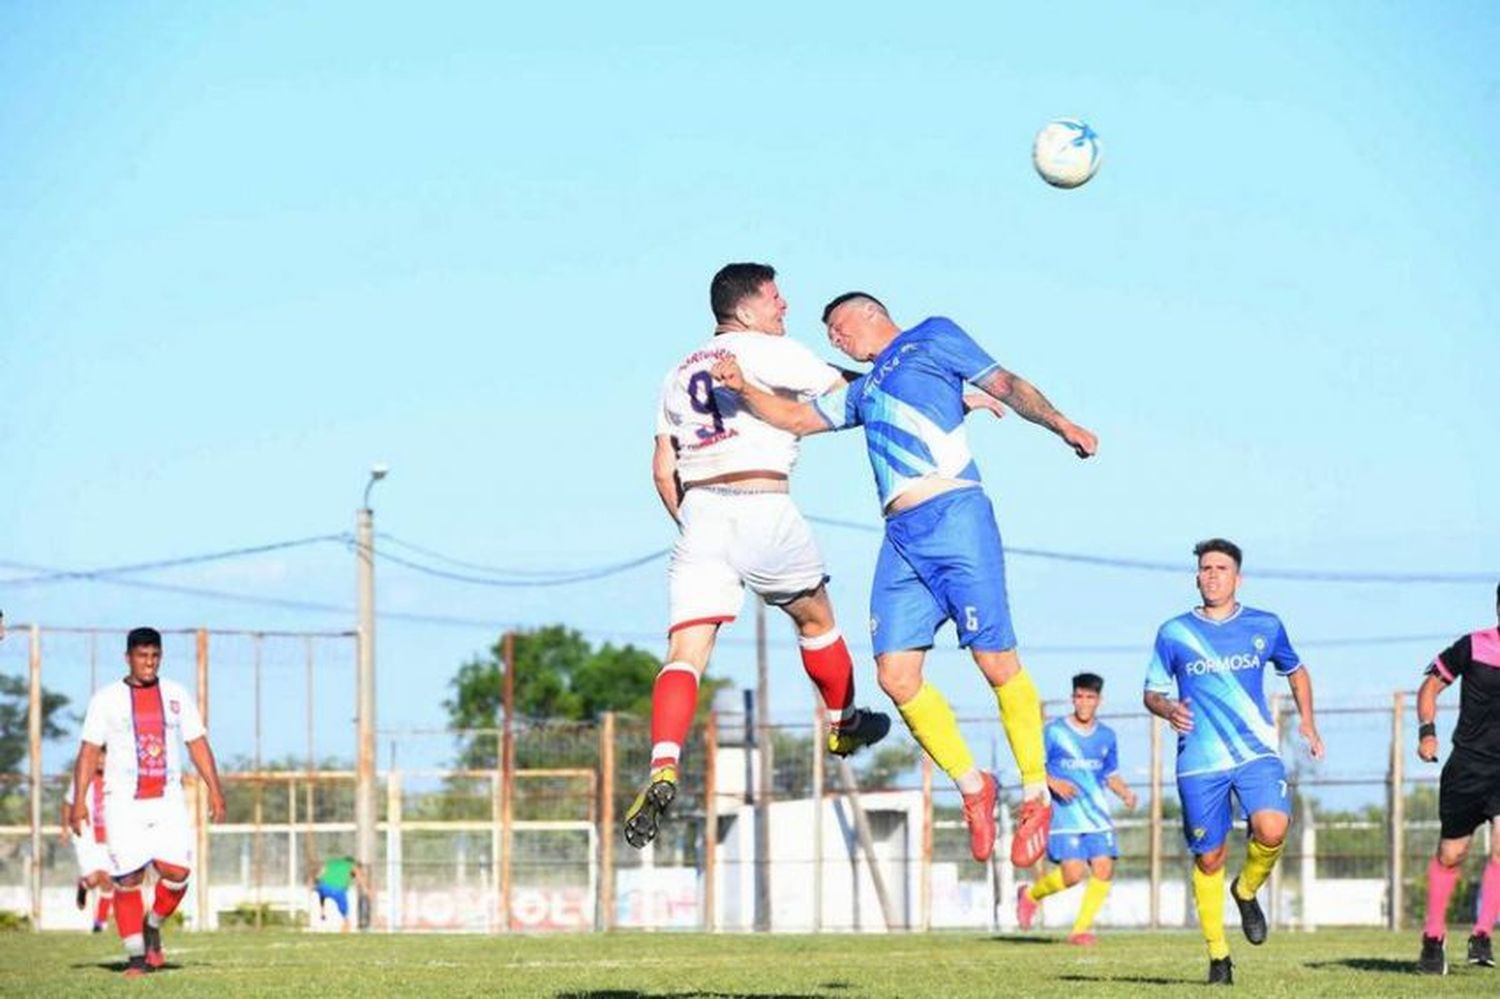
[987,934,1059,946]
[1305,958,1415,975]
[1057,974,1185,986]
[556,993,830,999]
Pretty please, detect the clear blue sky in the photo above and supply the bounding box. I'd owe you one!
[3,3,1497,782]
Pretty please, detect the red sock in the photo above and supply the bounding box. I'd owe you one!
[1475,859,1500,938]
[114,886,145,950]
[96,892,113,925]
[152,877,189,923]
[649,662,699,770]
[1425,856,1460,939]
[798,629,855,727]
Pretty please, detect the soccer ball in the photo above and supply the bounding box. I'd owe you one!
[1031,119,1102,189]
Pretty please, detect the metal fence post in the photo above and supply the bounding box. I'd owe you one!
[501,632,516,933]
[1389,691,1405,931]
[1149,713,1163,929]
[27,625,42,931]
[195,628,211,930]
[810,700,824,933]
[600,710,616,931]
[704,710,718,932]
[386,768,403,930]
[921,754,934,933]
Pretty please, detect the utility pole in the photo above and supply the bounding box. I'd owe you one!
[355,463,388,926]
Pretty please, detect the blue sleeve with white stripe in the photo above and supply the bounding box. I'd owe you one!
[1144,627,1176,694]
[1103,728,1119,778]
[926,317,1000,383]
[812,379,864,431]
[1269,616,1303,676]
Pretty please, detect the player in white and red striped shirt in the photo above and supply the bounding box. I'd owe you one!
[69,627,227,978]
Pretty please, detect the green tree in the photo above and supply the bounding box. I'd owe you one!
[0,674,71,823]
[443,626,725,768]
[0,674,70,777]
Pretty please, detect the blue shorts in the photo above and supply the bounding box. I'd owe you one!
[1178,756,1290,854]
[316,883,349,917]
[1048,829,1118,863]
[869,487,1016,656]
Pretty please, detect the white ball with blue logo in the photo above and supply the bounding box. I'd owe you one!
[1031,118,1102,189]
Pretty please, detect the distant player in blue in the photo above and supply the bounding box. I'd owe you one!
[1016,673,1137,945]
[1144,538,1325,986]
[712,292,1098,870]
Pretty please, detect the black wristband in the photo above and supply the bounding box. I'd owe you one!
[1419,722,1437,740]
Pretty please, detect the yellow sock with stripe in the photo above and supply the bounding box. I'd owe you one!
[1072,877,1112,935]
[1235,838,1284,899]
[1027,867,1068,901]
[896,684,976,784]
[1192,865,1230,960]
[993,669,1047,794]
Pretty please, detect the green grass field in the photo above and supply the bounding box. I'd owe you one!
[1,928,1492,997]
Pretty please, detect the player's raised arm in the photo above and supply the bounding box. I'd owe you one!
[710,356,836,437]
[971,366,1096,458]
[651,435,684,525]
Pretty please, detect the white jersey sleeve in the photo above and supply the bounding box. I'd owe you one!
[81,690,109,746]
[735,336,842,399]
[175,683,207,742]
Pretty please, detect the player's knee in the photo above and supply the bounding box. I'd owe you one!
[876,665,920,703]
[972,648,1020,686]
[1437,841,1469,868]
[155,862,191,882]
[1254,827,1287,849]
[1195,850,1227,874]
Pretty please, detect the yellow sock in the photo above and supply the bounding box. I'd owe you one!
[1192,866,1230,960]
[1072,877,1112,935]
[897,684,975,783]
[1235,838,1284,899]
[993,669,1046,792]
[1027,867,1068,901]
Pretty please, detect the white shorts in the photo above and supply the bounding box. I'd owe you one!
[72,834,112,877]
[668,488,827,632]
[105,795,194,877]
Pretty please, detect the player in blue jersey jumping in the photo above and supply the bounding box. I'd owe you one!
[712,292,1098,869]
[1143,538,1325,986]
[1016,672,1137,945]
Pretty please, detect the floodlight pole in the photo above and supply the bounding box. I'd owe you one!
[355,465,387,925]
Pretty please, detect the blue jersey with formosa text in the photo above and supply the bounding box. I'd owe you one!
[1144,605,1303,778]
[1045,717,1120,835]
[813,317,999,510]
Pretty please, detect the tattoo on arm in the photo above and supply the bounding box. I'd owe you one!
[1143,691,1174,720]
[976,368,1066,431]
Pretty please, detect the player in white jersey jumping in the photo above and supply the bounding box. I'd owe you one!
[626,262,900,848]
[60,744,113,932]
[70,627,227,978]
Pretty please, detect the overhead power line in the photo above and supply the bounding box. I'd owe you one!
[377,532,666,579]
[0,534,349,586]
[805,516,1497,584]
[366,543,668,587]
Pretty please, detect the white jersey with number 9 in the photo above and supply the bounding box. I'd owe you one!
[656,331,841,484]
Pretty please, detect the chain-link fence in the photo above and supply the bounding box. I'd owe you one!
[2,624,1487,933]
